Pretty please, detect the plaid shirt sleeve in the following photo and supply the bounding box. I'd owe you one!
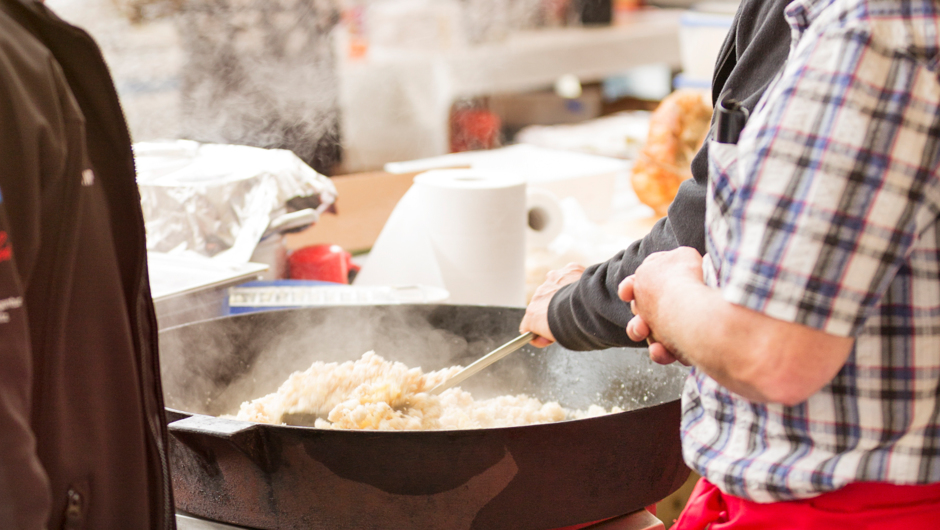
[714,14,940,337]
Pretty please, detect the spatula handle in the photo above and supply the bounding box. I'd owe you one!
[429,332,536,395]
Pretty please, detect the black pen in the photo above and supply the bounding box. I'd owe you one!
[715,98,749,145]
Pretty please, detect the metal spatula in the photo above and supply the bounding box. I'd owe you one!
[428,332,535,395]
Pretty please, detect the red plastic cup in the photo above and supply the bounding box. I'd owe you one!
[288,244,359,284]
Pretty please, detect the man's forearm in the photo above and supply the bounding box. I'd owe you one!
[630,250,854,405]
[652,279,789,402]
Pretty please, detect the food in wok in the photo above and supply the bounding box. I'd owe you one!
[232,352,621,430]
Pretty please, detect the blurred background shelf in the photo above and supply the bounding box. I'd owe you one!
[338,9,683,171]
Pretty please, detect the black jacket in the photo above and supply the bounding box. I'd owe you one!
[547,0,794,351]
[0,0,173,528]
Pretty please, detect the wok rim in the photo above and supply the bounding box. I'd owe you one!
[166,396,682,437]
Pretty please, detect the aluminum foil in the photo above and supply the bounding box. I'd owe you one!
[136,140,337,264]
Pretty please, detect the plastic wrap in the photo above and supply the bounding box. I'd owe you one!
[136,140,337,264]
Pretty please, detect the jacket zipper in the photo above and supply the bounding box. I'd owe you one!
[62,488,84,530]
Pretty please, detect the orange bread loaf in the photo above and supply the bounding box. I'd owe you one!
[631,90,712,216]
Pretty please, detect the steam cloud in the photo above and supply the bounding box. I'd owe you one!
[177,0,342,174]
[52,0,577,176]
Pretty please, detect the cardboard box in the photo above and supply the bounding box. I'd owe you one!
[489,87,603,130]
[284,171,416,253]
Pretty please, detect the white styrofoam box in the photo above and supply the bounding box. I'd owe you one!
[367,0,467,52]
[385,145,629,223]
[515,111,650,160]
[678,9,734,82]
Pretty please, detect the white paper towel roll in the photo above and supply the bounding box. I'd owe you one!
[354,169,527,306]
[526,188,564,249]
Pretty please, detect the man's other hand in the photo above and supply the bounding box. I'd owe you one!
[617,247,704,366]
[520,263,585,348]
[618,275,680,365]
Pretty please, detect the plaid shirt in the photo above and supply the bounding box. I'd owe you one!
[690,0,940,502]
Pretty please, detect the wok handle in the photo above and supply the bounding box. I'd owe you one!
[429,332,535,395]
[168,414,277,473]
[168,414,259,438]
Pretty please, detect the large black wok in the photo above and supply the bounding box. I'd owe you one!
[159,304,690,529]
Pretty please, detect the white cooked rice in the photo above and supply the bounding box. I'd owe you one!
[232,351,620,430]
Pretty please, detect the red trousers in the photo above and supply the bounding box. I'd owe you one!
[673,478,940,529]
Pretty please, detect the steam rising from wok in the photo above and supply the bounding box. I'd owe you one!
[158,305,689,425]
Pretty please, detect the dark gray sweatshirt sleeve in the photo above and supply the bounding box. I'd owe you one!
[547,0,793,351]
[547,163,705,350]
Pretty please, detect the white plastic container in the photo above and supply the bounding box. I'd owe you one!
[678,6,735,86]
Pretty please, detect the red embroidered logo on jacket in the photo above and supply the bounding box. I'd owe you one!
[0,231,11,263]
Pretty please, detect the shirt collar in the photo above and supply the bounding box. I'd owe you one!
[785,0,835,37]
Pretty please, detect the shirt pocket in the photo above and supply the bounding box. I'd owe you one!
[708,139,742,189]
[705,140,742,282]
[707,139,744,213]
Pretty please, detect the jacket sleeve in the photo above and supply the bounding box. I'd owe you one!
[0,23,57,528]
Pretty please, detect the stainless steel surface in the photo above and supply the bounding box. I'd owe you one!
[176,508,664,530]
[429,331,535,395]
[589,509,665,530]
[176,513,250,529]
[176,510,666,530]
[149,253,267,330]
